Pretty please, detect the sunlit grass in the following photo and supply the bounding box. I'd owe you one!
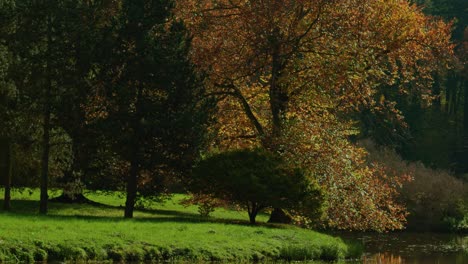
[0,188,361,263]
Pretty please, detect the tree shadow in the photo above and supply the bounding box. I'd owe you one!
[0,199,285,229]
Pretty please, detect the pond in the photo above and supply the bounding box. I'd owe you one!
[342,232,467,264]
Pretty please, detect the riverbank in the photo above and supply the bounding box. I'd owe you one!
[0,190,361,263]
[339,231,468,263]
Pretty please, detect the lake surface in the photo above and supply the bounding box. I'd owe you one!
[342,232,467,264]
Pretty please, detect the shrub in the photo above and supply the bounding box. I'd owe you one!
[191,148,325,224]
[362,139,468,231]
[180,193,225,217]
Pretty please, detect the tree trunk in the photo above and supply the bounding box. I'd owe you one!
[447,72,459,116]
[432,73,441,108]
[40,85,51,215]
[1,137,11,210]
[461,79,468,174]
[464,79,468,131]
[57,138,88,202]
[269,46,287,141]
[268,208,292,224]
[124,85,143,218]
[124,155,139,218]
[267,37,290,221]
[40,14,53,215]
[445,81,450,113]
[247,202,259,224]
[248,211,257,224]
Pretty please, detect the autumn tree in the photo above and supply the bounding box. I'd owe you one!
[387,0,468,173]
[177,0,453,230]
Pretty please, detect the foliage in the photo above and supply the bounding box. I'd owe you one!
[362,139,468,231]
[177,0,453,230]
[191,149,324,224]
[400,0,468,174]
[180,193,226,217]
[0,189,361,263]
[281,119,411,231]
[92,0,214,217]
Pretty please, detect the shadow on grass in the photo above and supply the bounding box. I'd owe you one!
[0,199,284,229]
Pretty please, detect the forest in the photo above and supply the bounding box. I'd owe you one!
[0,0,467,262]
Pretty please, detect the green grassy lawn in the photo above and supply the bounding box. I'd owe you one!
[0,189,361,263]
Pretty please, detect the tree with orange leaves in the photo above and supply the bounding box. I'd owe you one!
[177,0,453,231]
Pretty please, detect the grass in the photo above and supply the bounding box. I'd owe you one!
[0,189,362,263]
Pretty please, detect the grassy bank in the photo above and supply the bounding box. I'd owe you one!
[0,189,361,263]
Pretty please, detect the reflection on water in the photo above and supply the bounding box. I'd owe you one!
[341,232,467,264]
[361,252,467,264]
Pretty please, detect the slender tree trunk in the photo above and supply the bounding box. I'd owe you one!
[40,15,53,215]
[462,79,468,173]
[124,86,143,218]
[464,80,468,130]
[40,88,51,214]
[1,137,11,210]
[447,72,459,116]
[433,73,441,108]
[124,156,139,218]
[4,140,11,211]
[446,71,456,113]
[453,81,460,116]
[445,87,450,113]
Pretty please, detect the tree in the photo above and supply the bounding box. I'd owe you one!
[0,0,17,211]
[48,0,120,202]
[0,44,13,210]
[97,0,213,218]
[397,0,468,173]
[177,0,453,230]
[192,149,324,224]
[5,0,85,213]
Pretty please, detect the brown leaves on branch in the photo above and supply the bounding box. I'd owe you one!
[176,0,453,231]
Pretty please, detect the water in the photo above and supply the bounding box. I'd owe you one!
[342,232,468,264]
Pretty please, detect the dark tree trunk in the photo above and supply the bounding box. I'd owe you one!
[248,211,257,224]
[464,79,468,130]
[124,156,139,218]
[1,137,12,210]
[40,98,51,214]
[432,73,441,108]
[56,138,88,202]
[268,208,292,224]
[40,93,51,214]
[40,15,53,215]
[269,46,288,141]
[124,86,143,218]
[453,81,460,116]
[447,72,459,116]
[267,35,290,221]
[461,79,468,173]
[247,202,260,224]
[445,82,450,113]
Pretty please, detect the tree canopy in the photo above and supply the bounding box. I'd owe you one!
[0,0,463,231]
[176,0,453,230]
